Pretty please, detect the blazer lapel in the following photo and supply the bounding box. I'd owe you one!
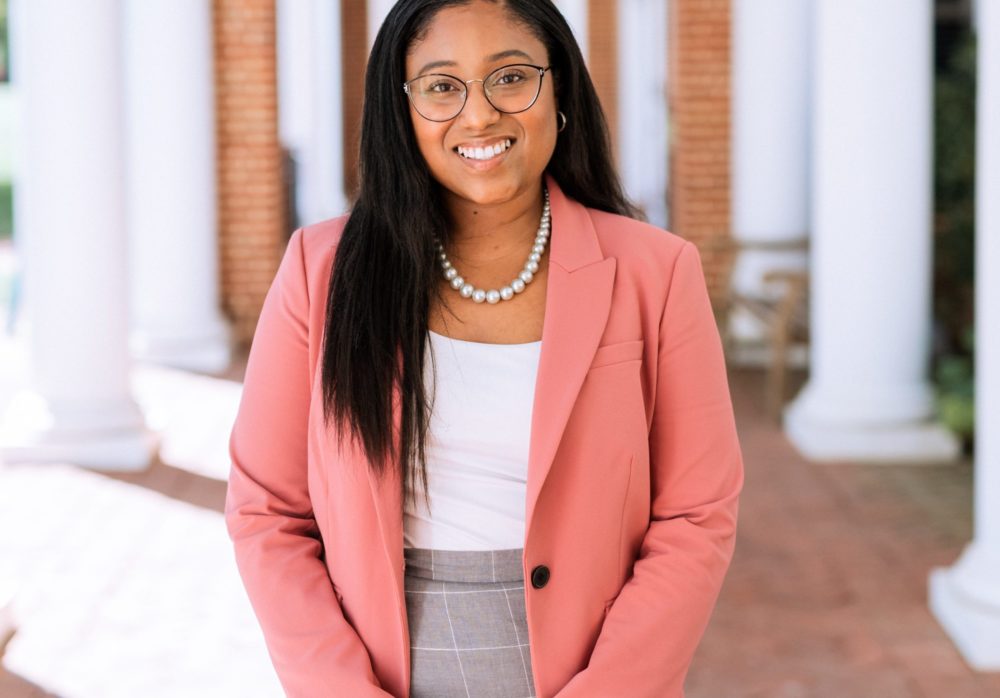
[525,172,615,536]
[365,171,616,624]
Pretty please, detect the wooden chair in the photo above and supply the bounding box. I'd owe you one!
[701,236,810,422]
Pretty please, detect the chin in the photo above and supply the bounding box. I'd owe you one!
[449,178,521,207]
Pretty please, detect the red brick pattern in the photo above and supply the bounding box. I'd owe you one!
[667,0,732,300]
[341,0,368,203]
[588,0,619,166]
[213,0,286,346]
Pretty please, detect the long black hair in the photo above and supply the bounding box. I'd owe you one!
[321,0,642,511]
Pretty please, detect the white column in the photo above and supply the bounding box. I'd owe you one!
[277,0,347,226]
[554,0,588,61]
[7,0,27,331]
[0,0,155,470]
[784,0,959,462]
[618,0,668,228]
[729,0,811,365]
[367,0,395,50]
[929,0,1000,669]
[124,0,231,373]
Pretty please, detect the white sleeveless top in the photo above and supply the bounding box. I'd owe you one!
[402,329,542,551]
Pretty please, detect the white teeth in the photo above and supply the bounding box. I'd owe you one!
[458,139,512,160]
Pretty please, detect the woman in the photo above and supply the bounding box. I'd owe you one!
[224,0,744,696]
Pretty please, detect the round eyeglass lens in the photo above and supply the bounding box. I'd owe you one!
[409,74,467,121]
[484,65,542,113]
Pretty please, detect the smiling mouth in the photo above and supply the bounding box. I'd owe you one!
[453,138,515,161]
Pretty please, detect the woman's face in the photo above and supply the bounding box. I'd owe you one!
[404,1,558,209]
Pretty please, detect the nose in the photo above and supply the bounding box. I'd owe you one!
[458,80,501,129]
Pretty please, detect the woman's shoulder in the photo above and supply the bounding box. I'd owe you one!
[298,212,350,256]
[585,206,692,273]
[293,212,351,283]
[291,206,696,288]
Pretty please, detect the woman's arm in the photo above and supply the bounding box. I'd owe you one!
[556,240,745,698]
[225,229,393,698]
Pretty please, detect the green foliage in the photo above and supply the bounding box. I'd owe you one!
[934,326,974,441]
[0,0,7,83]
[932,28,976,449]
[0,181,9,240]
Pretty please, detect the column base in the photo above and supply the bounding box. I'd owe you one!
[0,390,159,470]
[784,386,961,463]
[130,319,232,374]
[929,542,1000,671]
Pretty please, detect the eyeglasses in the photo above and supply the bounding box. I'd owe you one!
[403,63,552,122]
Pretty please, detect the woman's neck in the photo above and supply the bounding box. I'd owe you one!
[442,185,546,267]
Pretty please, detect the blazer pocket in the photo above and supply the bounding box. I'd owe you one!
[589,339,644,369]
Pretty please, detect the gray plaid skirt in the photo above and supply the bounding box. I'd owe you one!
[404,547,537,698]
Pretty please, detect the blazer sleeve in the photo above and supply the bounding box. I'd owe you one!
[224,229,392,698]
[555,240,745,698]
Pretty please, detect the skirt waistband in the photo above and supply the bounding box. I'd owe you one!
[403,547,524,583]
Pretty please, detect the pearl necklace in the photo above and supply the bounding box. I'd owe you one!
[433,186,551,304]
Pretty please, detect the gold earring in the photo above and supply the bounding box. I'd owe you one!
[557,111,567,132]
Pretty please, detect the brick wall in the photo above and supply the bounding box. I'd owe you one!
[341,0,368,203]
[588,0,619,166]
[213,0,286,346]
[667,0,732,302]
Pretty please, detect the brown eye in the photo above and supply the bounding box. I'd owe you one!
[495,71,526,85]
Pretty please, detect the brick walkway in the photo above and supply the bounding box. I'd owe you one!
[1,342,998,696]
[688,368,1000,698]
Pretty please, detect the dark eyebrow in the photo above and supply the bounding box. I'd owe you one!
[416,49,534,77]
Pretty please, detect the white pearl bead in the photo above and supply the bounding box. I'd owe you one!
[460,283,474,298]
[450,275,464,289]
[472,289,487,303]
[500,286,514,300]
[525,260,539,273]
[511,279,526,293]
[486,289,501,304]
[438,251,447,260]
[519,270,534,283]
[528,252,541,263]
[532,244,544,255]
[444,267,458,280]
[441,260,452,270]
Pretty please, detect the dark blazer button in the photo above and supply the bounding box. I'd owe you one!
[530,565,550,589]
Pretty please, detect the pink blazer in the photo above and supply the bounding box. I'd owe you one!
[225,172,744,698]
